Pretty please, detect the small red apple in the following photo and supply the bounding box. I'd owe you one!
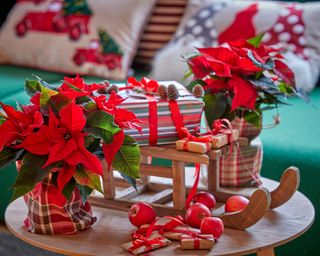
[193,191,216,210]
[128,202,156,227]
[185,203,211,228]
[225,195,249,213]
[200,217,224,239]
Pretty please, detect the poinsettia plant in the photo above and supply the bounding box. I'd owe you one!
[0,75,141,202]
[185,34,308,127]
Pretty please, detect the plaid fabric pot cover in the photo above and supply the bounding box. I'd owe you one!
[231,117,262,142]
[219,138,263,187]
[22,174,97,235]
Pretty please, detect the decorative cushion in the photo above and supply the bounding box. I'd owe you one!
[132,0,187,70]
[0,0,156,80]
[151,0,320,92]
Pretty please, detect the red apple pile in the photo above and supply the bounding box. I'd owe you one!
[127,192,249,241]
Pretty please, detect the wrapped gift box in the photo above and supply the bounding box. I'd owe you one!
[117,81,204,145]
[180,234,215,250]
[176,140,211,153]
[121,234,170,255]
[163,226,200,241]
[201,129,239,149]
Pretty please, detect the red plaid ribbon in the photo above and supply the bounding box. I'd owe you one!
[23,174,96,235]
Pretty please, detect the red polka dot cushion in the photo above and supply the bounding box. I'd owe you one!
[0,0,156,80]
[151,0,320,92]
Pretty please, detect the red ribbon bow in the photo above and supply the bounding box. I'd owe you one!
[128,234,165,253]
[180,127,212,152]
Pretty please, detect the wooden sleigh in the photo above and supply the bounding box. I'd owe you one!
[89,139,300,231]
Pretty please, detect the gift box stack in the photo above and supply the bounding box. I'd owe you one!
[116,81,204,146]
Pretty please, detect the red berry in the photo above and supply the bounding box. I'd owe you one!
[225,195,249,213]
[193,191,216,210]
[128,202,156,227]
[200,217,224,239]
[185,203,211,228]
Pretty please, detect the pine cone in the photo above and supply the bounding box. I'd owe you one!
[167,84,179,101]
[106,84,119,94]
[192,84,204,98]
[97,80,110,94]
[158,84,167,99]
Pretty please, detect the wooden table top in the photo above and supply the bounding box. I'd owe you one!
[5,178,315,256]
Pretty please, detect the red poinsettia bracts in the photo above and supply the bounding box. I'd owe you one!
[0,102,43,151]
[59,75,104,99]
[93,91,143,133]
[17,102,103,176]
[187,35,296,113]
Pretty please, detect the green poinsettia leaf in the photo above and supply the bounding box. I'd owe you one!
[247,33,264,48]
[84,101,97,112]
[0,116,5,125]
[85,135,101,153]
[73,166,103,194]
[243,110,262,127]
[203,93,228,127]
[113,135,140,179]
[119,172,137,191]
[76,184,93,204]
[87,110,121,138]
[48,93,72,113]
[25,79,58,104]
[32,75,59,91]
[0,147,24,169]
[11,153,54,201]
[62,177,76,201]
[278,82,294,94]
[76,96,91,104]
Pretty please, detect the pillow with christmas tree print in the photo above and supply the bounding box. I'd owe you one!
[151,0,320,92]
[0,0,156,80]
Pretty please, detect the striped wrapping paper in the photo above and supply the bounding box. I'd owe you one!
[118,81,204,145]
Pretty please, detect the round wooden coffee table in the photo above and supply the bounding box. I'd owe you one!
[5,178,314,256]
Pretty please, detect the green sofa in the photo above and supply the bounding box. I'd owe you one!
[0,64,319,256]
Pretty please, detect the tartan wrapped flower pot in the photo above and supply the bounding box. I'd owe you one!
[231,117,262,142]
[17,163,96,235]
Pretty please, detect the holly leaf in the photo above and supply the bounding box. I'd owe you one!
[76,184,93,204]
[113,135,140,179]
[73,166,103,194]
[0,147,24,169]
[11,153,54,201]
